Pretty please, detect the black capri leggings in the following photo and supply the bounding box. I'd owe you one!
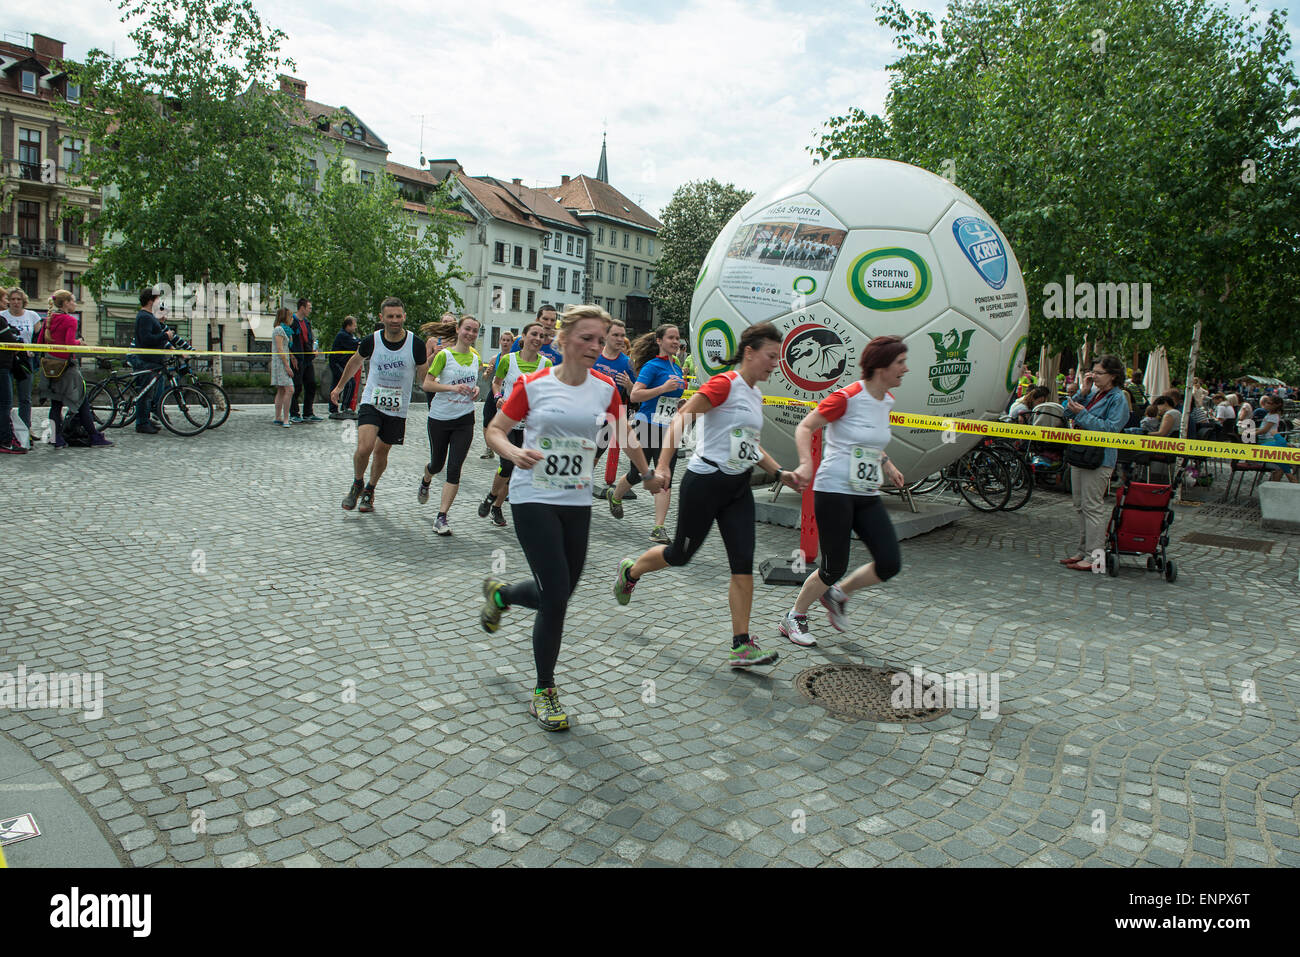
[814,491,902,586]
[426,412,475,484]
[483,389,498,429]
[497,427,525,479]
[662,468,755,575]
[502,503,591,689]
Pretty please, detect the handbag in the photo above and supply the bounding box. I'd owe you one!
[1064,391,1108,470]
[37,324,67,379]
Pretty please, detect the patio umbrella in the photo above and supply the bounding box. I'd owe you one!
[1036,343,1050,385]
[1143,347,1170,400]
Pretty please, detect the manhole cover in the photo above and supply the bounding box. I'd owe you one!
[794,664,951,723]
[1180,532,1275,553]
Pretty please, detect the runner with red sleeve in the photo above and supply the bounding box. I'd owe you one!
[779,335,908,647]
[478,305,660,731]
[611,322,800,668]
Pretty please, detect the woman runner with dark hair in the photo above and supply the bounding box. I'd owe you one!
[611,321,799,667]
[417,314,481,535]
[779,335,908,646]
[477,321,552,528]
[479,305,660,730]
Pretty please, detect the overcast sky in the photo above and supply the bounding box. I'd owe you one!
[14,0,1297,218]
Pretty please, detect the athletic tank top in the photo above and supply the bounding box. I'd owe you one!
[427,348,480,421]
[359,331,417,419]
[686,371,765,476]
[498,368,620,507]
[813,381,894,496]
[501,351,551,404]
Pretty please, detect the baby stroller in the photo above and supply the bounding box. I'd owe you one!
[1026,401,1070,490]
[1102,467,1182,582]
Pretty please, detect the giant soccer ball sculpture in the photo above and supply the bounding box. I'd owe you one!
[688,159,1030,481]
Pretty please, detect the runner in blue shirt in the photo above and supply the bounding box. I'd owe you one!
[512,304,562,365]
[601,324,686,543]
[591,317,634,495]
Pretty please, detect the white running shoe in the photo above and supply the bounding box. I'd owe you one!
[780,611,816,647]
[820,585,849,633]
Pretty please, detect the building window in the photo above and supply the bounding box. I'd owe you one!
[529,248,538,271]
[595,261,603,282]
[62,212,83,245]
[21,71,36,94]
[302,158,317,189]
[573,272,582,297]
[597,226,604,243]
[623,233,630,249]
[512,288,521,311]
[513,245,523,267]
[609,230,616,247]
[20,268,38,298]
[492,285,504,312]
[557,268,567,293]
[576,238,584,257]
[494,242,506,264]
[619,300,626,320]
[542,265,551,289]
[527,290,535,313]
[566,235,574,255]
[621,264,629,285]
[65,82,80,103]
[64,272,82,300]
[61,137,83,175]
[633,267,641,289]
[17,201,41,241]
[649,239,655,255]
[18,128,41,178]
[636,236,642,252]
[542,233,550,250]
[359,170,374,185]
[646,270,654,290]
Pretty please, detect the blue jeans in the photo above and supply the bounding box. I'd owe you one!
[134,361,166,427]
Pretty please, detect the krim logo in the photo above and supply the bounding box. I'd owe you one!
[952,216,1007,290]
[847,248,931,311]
[539,437,552,450]
[781,323,848,392]
[853,447,864,459]
[928,328,975,395]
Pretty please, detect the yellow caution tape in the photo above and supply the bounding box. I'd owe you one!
[677,389,1294,465]
[0,342,353,357]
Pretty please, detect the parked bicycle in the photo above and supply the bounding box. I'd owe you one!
[85,337,213,436]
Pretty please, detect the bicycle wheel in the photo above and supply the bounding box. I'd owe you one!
[85,382,119,430]
[990,446,1034,511]
[956,449,1011,511]
[908,472,946,495]
[158,385,212,436]
[200,381,231,429]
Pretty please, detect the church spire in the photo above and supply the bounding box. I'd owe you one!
[596,131,608,183]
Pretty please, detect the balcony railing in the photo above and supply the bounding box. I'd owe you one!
[3,238,67,261]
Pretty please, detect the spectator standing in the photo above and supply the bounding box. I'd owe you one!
[133,288,173,434]
[289,298,321,422]
[0,310,29,453]
[328,315,361,419]
[38,289,111,448]
[2,287,40,448]
[270,307,296,427]
[1060,356,1129,571]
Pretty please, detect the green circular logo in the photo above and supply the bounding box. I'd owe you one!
[696,318,736,377]
[853,447,863,459]
[793,275,817,295]
[539,437,552,450]
[1005,335,1029,392]
[847,247,932,311]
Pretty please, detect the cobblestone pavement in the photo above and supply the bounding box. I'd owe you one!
[2,404,1298,867]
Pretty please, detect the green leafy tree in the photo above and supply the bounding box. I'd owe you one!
[282,154,468,347]
[811,0,1300,374]
[650,179,753,328]
[58,0,304,306]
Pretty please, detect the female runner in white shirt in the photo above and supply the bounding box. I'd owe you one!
[479,306,660,731]
[611,322,800,668]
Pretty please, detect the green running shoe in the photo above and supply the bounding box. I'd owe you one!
[613,558,637,606]
[729,637,779,668]
[529,687,569,731]
[480,578,507,633]
[649,525,669,544]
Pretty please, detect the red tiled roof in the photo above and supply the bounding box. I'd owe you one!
[454,171,547,233]
[286,96,387,150]
[488,180,587,232]
[541,175,661,231]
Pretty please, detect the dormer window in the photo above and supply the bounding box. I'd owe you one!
[21,70,36,94]
[316,116,330,132]
[65,81,80,103]
[341,122,353,137]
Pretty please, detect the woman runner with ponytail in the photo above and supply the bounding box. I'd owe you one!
[778,335,907,646]
[477,321,552,528]
[611,322,799,667]
[602,324,686,543]
[479,305,660,730]
[417,314,481,535]
[480,329,514,458]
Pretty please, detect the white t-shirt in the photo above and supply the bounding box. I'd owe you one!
[498,367,621,506]
[0,309,40,343]
[686,371,765,476]
[1260,412,1281,439]
[813,381,894,496]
